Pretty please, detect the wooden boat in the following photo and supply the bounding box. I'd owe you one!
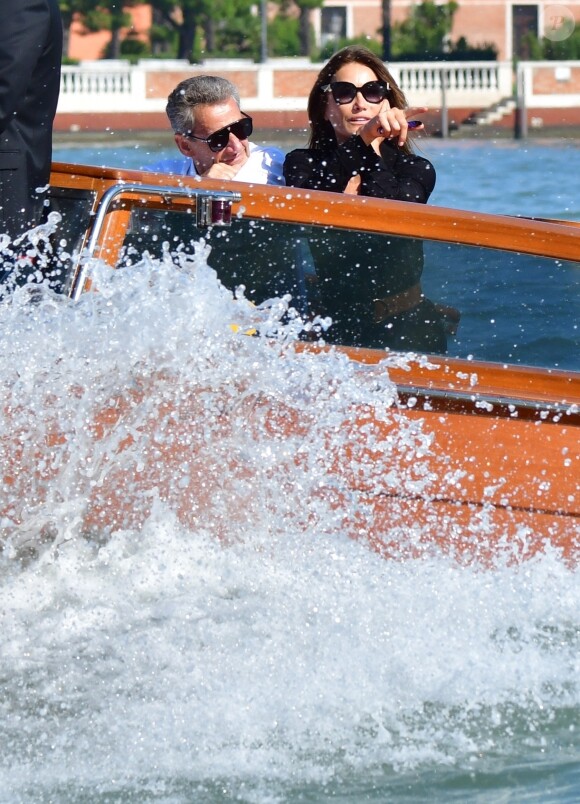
[2,161,579,564]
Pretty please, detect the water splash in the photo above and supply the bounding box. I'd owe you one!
[0,239,577,802]
[1,238,436,559]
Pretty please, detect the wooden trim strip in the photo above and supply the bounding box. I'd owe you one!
[50,163,580,262]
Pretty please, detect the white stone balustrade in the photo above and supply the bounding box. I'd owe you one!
[57,59,580,115]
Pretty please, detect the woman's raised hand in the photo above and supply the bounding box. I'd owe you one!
[359,103,428,149]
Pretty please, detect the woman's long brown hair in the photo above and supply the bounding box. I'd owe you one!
[307,45,413,155]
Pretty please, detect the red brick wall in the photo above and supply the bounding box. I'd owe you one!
[454,5,507,59]
[68,4,152,61]
[146,70,258,100]
[533,66,580,94]
[273,71,318,96]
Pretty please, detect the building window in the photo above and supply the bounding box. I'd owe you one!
[321,7,347,48]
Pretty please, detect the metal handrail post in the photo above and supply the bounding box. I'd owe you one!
[69,183,241,302]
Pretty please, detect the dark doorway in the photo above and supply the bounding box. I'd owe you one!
[512,5,539,58]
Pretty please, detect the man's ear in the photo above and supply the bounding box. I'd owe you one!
[175,134,191,157]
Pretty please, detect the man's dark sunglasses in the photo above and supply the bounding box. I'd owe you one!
[322,80,390,105]
[183,112,253,152]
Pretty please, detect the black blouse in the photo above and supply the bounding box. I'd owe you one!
[282,135,446,352]
[283,135,436,203]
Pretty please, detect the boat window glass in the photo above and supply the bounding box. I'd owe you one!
[123,208,313,317]
[122,207,580,372]
[48,186,96,295]
[422,240,579,372]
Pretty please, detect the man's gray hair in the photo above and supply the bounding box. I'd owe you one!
[166,75,241,134]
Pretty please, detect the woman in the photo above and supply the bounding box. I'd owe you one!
[284,45,447,353]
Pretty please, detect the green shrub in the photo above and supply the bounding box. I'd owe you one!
[317,35,381,62]
[391,1,497,61]
[268,16,301,57]
[120,35,150,62]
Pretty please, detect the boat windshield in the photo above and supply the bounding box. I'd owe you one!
[122,207,580,372]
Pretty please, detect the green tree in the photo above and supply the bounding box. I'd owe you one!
[318,34,381,62]
[293,0,322,57]
[120,30,151,60]
[203,0,261,58]
[59,1,99,57]
[149,0,266,61]
[149,9,178,57]
[149,0,212,61]
[390,1,496,61]
[268,7,300,58]
[59,1,138,59]
[91,2,139,59]
[381,0,391,61]
[451,35,497,61]
[392,1,457,60]
[524,27,580,59]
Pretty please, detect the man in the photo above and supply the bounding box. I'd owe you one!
[1,0,63,239]
[151,75,284,185]
[144,76,309,313]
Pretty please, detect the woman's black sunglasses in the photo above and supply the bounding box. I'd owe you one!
[322,80,390,105]
[183,113,253,152]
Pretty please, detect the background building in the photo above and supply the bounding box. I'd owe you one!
[315,0,580,61]
[65,2,579,64]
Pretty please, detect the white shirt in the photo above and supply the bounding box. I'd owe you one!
[146,142,285,185]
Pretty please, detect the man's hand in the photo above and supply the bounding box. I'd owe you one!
[202,162,241,179]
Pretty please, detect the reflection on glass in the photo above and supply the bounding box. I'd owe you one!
[124,209,580,371]
[421,241,579,370]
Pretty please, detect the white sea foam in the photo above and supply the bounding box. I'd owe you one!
[0,241,578,802]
